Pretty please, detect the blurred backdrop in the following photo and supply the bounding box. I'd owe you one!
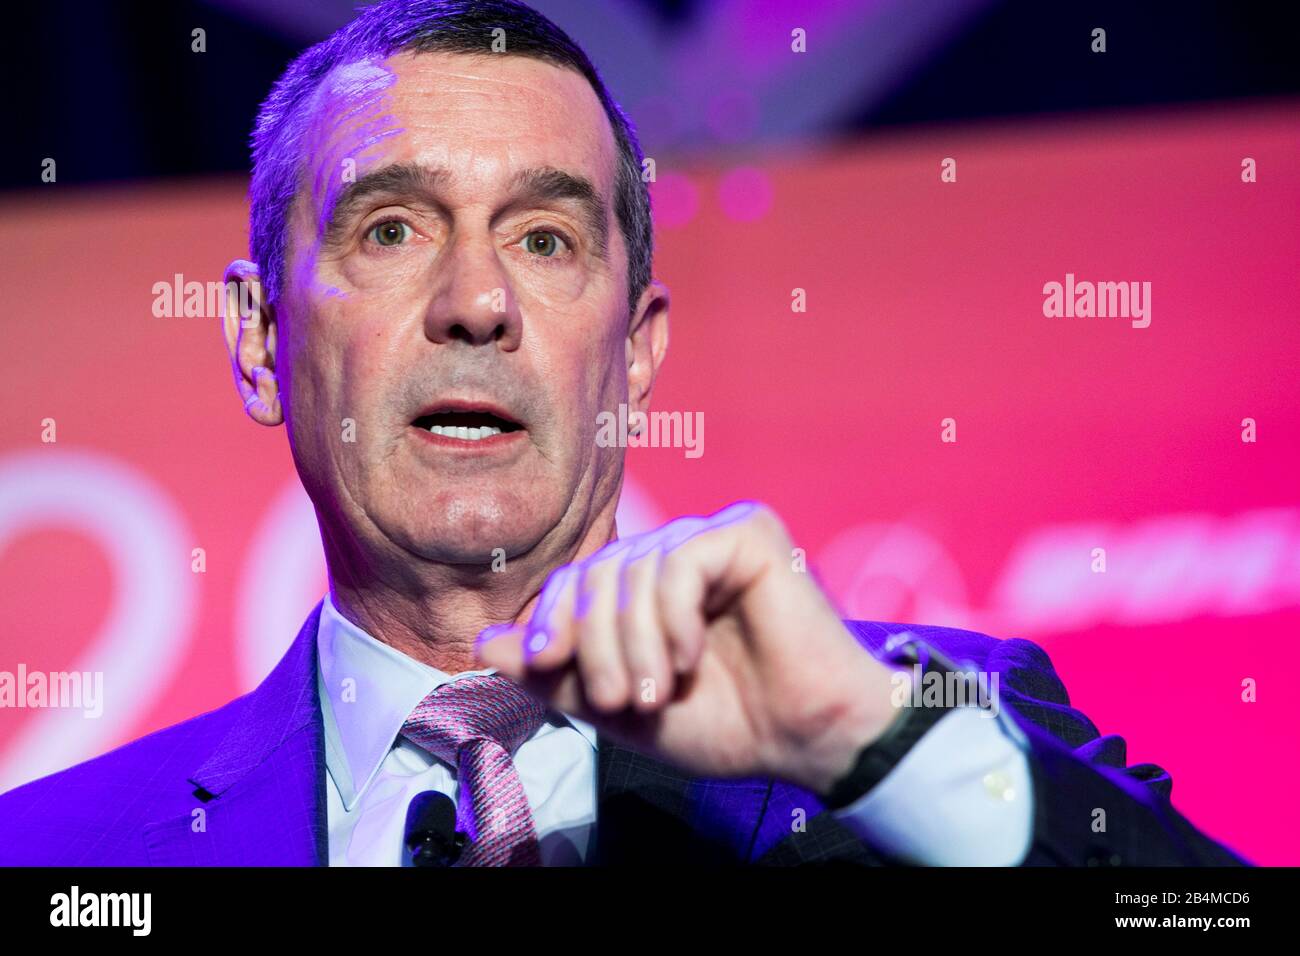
[2,0,1298,863]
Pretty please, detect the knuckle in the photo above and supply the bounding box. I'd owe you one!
[591,543,629,581]
[624,544,661,580]
[749,501,789,543]
[659,543,691,579]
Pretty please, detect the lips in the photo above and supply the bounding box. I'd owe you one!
[410,399,524,443]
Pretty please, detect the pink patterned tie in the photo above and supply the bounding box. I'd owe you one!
[401,674,549,866]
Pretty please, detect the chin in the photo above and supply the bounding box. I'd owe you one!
[381,489,564,566]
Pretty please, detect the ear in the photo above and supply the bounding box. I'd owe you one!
[222,259,282,426]
[625,279,670,419]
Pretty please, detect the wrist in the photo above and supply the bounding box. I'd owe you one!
[788,656,903,798]
[820,680,957,810]
[814,636,973,810]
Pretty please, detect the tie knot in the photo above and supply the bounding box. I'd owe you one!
[401,674,549,766]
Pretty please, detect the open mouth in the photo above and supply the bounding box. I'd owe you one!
[412,409,524,442]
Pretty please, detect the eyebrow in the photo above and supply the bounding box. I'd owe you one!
[321,162,609,256]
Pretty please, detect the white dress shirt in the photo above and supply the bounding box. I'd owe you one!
[318,593,1034,866]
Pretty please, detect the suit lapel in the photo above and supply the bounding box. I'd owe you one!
[143,602,328,866]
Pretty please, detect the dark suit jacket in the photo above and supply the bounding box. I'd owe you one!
[0,601,1249,865]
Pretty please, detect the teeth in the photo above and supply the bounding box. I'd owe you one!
[428,424,503,441]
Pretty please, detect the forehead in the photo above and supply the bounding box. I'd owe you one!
[301,49,618,206]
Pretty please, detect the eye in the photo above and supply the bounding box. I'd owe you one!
[367,220,411,247]
[522,230,569,258]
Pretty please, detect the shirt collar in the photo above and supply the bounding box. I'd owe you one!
[316,591,598,811]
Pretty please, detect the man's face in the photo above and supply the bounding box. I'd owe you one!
[272,50,646,566]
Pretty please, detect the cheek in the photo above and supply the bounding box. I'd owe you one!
[535,315,626,416]
[281,300,374,441]
[538,335,628,478]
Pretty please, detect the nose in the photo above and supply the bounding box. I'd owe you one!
[422,233,523,350]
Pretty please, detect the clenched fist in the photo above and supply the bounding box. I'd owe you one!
[475,501,902,797]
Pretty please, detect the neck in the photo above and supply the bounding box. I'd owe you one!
[322,503,620,674]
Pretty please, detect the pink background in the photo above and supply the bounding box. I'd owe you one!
[1,101,1296,863]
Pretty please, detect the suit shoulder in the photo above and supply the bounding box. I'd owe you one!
[844,619,1071,702]
[843,618,1004,663]
[0,692,248,860]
